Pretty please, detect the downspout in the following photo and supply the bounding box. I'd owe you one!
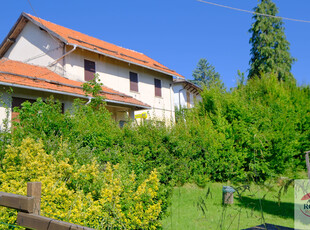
[169,83,174,121]
[48,45,77,67]
[85,96,92,105]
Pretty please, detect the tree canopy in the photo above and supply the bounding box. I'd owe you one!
[248,0,295,82]
[191,58,221,88]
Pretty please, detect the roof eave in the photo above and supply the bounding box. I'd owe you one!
[0,81,150,110]
[67,43,181,79]
[0,13,67,58]
[173,79,202,91]
[0,14,28,58]
[22,13,68,44]
[105,99,151,110]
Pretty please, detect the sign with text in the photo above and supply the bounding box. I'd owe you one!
[135,112,147,119]
[295,179,310,229]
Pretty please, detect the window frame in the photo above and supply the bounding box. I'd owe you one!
[129,71,139,92]
[84,59,96,81]
[154,78,162,97]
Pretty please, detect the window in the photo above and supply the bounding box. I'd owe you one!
[129,72,138,92]
[154,78,162,97]
[11,97,65,122]
[12,97,36,109]
[12,97,36,121]
[84,59,96,81]
[119,120,126,128]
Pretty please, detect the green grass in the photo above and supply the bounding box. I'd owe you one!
[162,182,294,230]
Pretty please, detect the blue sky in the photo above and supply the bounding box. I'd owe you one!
[1,0,309,89]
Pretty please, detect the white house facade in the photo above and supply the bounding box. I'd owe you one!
[0,13,185,127]
[173,79,202,110]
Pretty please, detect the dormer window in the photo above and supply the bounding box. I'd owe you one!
[130,72,138,92]
[84,59,95,81]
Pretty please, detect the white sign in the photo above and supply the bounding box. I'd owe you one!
[295,179,310,229]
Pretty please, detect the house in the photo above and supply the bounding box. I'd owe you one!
[173,79,201,110]
[0,12,184,127]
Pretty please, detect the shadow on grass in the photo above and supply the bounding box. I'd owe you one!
[235,196,294,220]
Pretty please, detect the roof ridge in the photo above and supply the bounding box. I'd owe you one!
[25,13,145,54]
[22,13,184,79]
[24,13,102,42]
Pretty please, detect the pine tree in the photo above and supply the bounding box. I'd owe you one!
[248,0,295,81]
[191,58,221,88]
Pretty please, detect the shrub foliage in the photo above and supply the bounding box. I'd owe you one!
[0,74,309,228]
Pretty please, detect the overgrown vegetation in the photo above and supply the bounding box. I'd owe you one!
[0,73,309,228]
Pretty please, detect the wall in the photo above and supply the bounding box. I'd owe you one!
[64,48,175,122]
[0,86,77,129]
[173,83,202,109]
[0,86,139,129]
[3,21,175,122]
[173,84,185,109]
[0,89,11,131]
[4,22,64,76]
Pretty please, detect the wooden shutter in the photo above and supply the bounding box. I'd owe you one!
[84,59,96,81]
[130,72,138,92]
[154,79,162,97]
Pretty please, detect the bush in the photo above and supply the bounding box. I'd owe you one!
[0,138,163,229]
[1,74,308,228]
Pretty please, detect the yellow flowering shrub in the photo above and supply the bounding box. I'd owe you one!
[0,138,162,229]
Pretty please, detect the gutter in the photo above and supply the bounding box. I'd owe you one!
[0,82,150,110]
[105,99,151,110]
[169,83,175,120]
[85,96,92,105]
[66,42,183,80]
[0,71,130,97]
[0,81,87,99]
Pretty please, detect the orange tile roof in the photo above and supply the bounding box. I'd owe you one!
[0,59,150,109]
[24,13,184,79]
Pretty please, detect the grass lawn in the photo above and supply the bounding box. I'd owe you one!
[162,182,294,229]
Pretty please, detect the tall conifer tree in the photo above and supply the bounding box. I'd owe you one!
[191,58,221,88]
[248,0,295,81]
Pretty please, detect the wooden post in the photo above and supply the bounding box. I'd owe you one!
[223,192,234,205]
[305,151,310,180]
[222,186,235,205]
[27,182,41,215]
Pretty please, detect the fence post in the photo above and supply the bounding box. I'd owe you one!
[27,182,41,215]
